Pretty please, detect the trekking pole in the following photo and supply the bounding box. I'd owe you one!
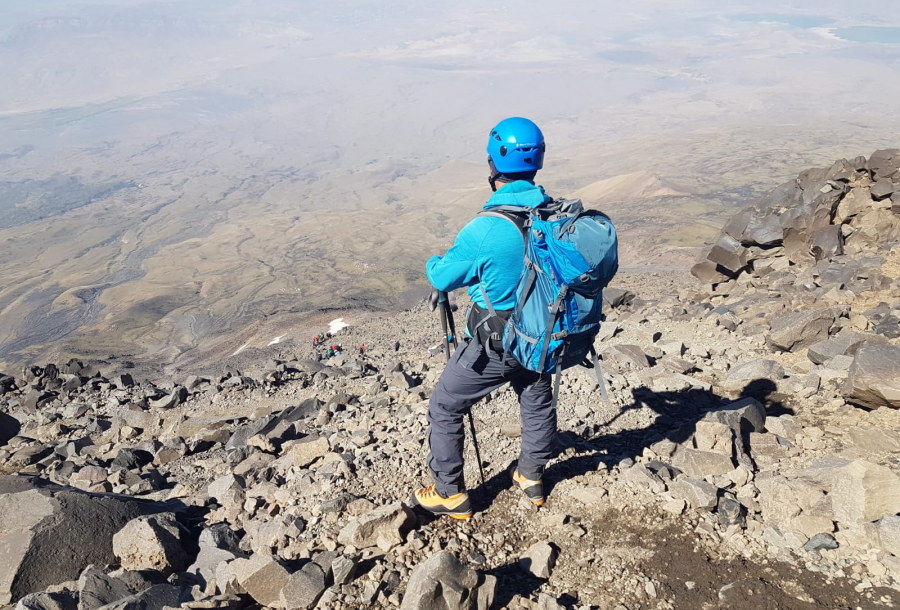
[438,292,452,361]
[438,291,485,486]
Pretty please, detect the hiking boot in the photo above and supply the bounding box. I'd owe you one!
[512,468,544,506]
[409,484,472,520]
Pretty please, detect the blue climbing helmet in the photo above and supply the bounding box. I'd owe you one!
[486,117,545,174]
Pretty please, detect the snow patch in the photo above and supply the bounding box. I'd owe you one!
[268,335,285,346]
[329,318,349,334]
[232,343,248,356]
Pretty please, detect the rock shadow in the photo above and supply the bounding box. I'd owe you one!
[0,412,21,446]
[471,378,793,510]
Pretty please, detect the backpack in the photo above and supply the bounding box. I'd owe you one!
[473,198,619,405]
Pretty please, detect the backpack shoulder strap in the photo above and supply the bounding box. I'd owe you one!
[477,208,531,236]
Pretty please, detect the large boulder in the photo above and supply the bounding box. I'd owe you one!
[76,566,164,610]
[112,513,188,575]
[721,360,784,393]
[400,551,491,610]
[766,309,835,353]
[225,399,321,450]
[279,562,327,610]
[831,460,900,526]
[90,584,181,610]
[806,333,888,365]
[229,554,291,608]
[844,345,900,409]
[0,476,170,604]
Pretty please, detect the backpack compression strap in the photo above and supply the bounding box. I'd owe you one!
[475,209,533,364]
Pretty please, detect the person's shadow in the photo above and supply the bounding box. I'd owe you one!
[468,378,792,608]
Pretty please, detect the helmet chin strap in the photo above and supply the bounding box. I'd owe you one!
[488,156,502,192]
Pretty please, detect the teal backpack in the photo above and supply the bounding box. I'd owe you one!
[473,198,619,404]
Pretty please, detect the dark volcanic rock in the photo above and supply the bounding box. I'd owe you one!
[0,476,170,604]
[807,333,888,365]
[867,149,900,180]
[225,398,322,450]
[767,309,836,353]
[692,150,900,285]
[0,412,21,447]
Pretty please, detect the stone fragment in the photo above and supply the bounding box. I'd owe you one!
[337,502,416,552]
[624,464,666,493]
[718,498,746,528]
[187,547,238,587]
[867,148,900,180]
[77,566,143,610]
[807,333,887,365]
[693,421,735,455]
[803,533,839,552]
[755,475,827,529]
[289,436,330,467]
[149,387,187,410]
[706,233,749,274]
[831,460,900,526]
[845,345,900,409]
[16,592,77,610]
[225,399,321,450]
[606,345,649,369]
[199,523,242,553]
[766,414,803,442]
[112,513,187,575]
[810,225,843,260]
[767,309,835,352]
[670,478,718,509]
[569,487,607,504]
[748,432,789,458]
[331,555,358,586]
[0,476,168,604]
[91,584,180,610]
[519,542,558,579]
[702,398,767,467]
[847,426,900,454]
[871,179,896,201]
[400,552,481,610]
[671,447,734,477]
[207,475,245,502]
[877,514,900,556]
[690,259,732,284]
[279,562,326,610]
[602,288,635,309]
[229,554,291,608]
[536,594,564,610]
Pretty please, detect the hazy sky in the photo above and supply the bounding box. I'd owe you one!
[2,0,900,178]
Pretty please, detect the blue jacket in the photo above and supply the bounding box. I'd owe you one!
[426,181,552,310]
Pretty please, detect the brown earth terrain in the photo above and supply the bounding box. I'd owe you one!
[2,149,900,609]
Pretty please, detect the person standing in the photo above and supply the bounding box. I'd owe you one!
[411,118,554,520]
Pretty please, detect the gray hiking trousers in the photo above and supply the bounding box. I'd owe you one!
[427,338,555,497]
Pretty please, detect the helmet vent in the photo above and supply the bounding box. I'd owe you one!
[499,145,508,156]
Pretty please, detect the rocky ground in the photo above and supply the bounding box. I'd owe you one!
[2,151,900,610]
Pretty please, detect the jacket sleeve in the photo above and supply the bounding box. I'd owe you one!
[426,220,484,292]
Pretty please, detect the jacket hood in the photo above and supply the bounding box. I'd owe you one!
[483,181,551,210]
